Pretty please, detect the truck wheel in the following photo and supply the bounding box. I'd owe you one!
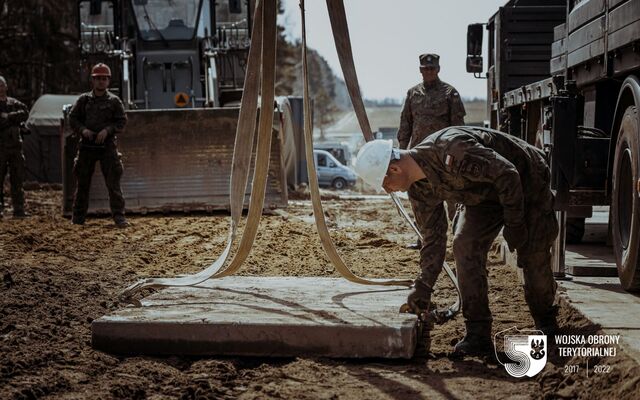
[612,106,640,291]
[332,178,347,190]
[566,217,585,244]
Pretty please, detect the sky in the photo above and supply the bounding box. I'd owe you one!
[279,0,508,101]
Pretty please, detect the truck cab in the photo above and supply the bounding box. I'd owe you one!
[467,0,640,292]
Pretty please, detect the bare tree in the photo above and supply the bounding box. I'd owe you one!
[0,0,80,105]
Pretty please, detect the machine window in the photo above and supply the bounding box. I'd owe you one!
[132,0,201,41]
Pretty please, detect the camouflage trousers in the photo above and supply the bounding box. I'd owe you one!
[0,148,25,214]
[451,202,559,326]
[72,145,125,219]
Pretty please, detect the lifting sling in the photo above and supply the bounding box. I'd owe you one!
[122,0,460,324]
[325,0,460,321]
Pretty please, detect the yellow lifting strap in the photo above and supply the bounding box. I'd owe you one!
[121,0,413,305]
[300,0,412,287]
[121,0,275,302]
[325,0,461,316]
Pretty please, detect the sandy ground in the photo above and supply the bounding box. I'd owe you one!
[1,188,639,399]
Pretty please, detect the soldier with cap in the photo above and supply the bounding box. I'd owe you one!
[353,126,559,356]
[69,63,128,227]
[399,54,466,245]
[397,53,466,150]
[0,75,29,218]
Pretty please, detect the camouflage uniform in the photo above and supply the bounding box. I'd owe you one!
[68,91,127,221]
[397,79,466,150]
[407,126,558,329]
[0,97,29,216]
[399,54,466,222]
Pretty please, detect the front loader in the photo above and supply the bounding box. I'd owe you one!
[62,0,292,215]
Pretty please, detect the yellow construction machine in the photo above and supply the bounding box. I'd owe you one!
[60,0,298,214]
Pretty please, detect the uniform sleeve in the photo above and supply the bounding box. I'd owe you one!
[408,181,448,292]
[107,97,127,135]
[446,135,525,227]
[8,101,28,124]
[397,91,413,150]
[69,96,87,134]
[448,89,466,126]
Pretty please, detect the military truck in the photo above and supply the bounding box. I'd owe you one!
[56,0,297,214]
[467,0,640,291]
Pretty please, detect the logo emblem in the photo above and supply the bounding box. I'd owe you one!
[495,328,548,378]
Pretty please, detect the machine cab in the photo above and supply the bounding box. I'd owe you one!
[130,0,208,109]
[77,0,254,110]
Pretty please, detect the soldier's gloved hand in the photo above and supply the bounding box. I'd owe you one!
[81,128,95,140]
[406,282,432,315]
[0,112,7,119]
[504,222,528,252]
[95,129,109,144]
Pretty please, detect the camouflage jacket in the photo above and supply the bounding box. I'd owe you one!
[407,126,553,282]
[397,79,466,149]
[69,90,126,146]
[0,97,29,150]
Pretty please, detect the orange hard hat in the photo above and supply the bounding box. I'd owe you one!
[91,63,111,77]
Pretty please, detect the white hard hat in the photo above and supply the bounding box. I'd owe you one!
[353,139,393,192]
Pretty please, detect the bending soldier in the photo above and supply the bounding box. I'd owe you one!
[354,127,559,356]
[0,76,29,218]
[69,64,128,227]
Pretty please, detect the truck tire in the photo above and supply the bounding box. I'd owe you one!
[566,217,585,244]
[612,106,640,291]
[332,177,347,190]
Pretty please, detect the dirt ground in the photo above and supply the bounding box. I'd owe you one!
[1,188,639,399]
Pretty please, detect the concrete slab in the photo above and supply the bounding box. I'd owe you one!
[558,276,640,365]
[92,277,417,359]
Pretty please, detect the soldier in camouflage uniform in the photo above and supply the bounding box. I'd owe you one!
[69,64,128,227]
[354,126,559,356]
[0,76,29,218]
[397,54,466,150]
[399,54,466,244]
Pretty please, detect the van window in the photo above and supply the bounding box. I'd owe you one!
[330,149,343,161]
[317,153,327,167]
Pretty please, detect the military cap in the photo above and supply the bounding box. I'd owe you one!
[419,53,440,68]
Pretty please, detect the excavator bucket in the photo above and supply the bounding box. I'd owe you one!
[62,107,288,215]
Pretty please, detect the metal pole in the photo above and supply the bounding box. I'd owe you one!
[552,210,571,280]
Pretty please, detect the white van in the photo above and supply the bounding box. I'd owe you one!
[313,150,357,190]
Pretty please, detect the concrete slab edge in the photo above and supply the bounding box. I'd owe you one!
[92,321,417,359]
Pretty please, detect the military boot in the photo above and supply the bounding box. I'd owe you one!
[534,315,559,336]
[453,322,493,356]
[13,209,28,218]
[114,214,129,228]
[72,213,86,225]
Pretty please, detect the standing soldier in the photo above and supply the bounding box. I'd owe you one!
[398,54,467,245]
[0,76,29,218]
[354,127,559,356]
[397,53,466,149]
[69,63,128,227]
